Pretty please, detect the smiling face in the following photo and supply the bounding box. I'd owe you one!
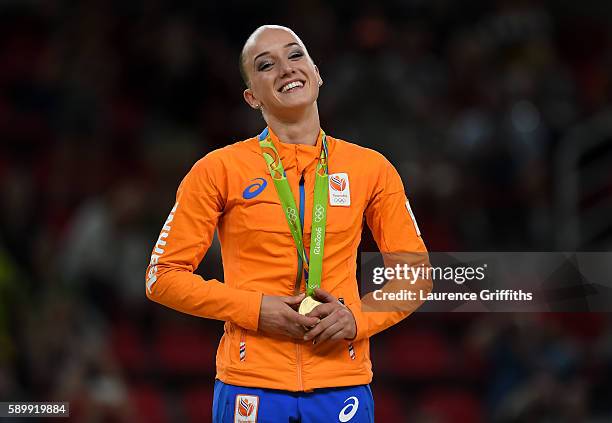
[241,26,322,120]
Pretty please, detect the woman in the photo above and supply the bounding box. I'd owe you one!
[146,25,430,422]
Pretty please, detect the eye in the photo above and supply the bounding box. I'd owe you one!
[257,61,273,71]
[289,51,304,60]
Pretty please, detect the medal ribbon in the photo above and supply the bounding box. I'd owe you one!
[258,127,328,296]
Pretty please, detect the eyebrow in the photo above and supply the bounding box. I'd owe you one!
[253,42,301,63]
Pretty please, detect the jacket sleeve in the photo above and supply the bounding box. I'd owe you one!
[145,152,263,331]
[345,154,432,340]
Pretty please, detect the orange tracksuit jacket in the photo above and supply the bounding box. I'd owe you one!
[145,127,427,391]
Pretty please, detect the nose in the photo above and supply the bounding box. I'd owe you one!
[279,58,296,77]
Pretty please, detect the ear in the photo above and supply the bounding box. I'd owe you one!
[314,65,323,87]
[243,88,261,109]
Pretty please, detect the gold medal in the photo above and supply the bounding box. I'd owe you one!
[298,296,322,316]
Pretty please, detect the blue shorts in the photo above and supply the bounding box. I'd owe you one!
[212,380,374,422]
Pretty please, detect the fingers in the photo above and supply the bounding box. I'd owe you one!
[314,320,344,344]
[291,311,320,328]
[313,288,336,303]
[282,293,306,306]
[259,293,355,342]
[304,306,356,344]
[304,309,338,341]
[285,322,309,339]
[305,303,336,320]
[329,330,348,341]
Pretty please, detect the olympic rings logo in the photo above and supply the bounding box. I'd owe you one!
[286,207,297,222]
[313,204,325,223]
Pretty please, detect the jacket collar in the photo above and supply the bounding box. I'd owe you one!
[248,126,335,173]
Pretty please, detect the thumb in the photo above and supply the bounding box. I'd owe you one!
[282,292,306,306]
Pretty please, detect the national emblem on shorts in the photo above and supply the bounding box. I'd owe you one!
[234,394,259,422]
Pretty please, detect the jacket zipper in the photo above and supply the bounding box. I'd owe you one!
[296,171,305,390]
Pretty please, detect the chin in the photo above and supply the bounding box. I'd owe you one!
[276,94,317,111]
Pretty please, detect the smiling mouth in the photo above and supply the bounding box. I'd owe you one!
[279,80,305,93]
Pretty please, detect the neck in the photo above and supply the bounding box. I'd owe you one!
[264,104,320,146]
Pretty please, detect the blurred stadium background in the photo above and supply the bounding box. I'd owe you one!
[1,0,612,421]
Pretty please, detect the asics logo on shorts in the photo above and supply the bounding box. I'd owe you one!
[339,396,359,422]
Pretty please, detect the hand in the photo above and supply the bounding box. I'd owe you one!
[258,293,320,339]
[304,288,356,344]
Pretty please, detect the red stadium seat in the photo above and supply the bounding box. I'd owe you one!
[110,320,148,372]
[539,313,605,342]
[385,329,452,378]
[154,323,216,375]
[372,387,406,422]
[129,384,169,423]
[419,389,483,423]
[183,385,215,423]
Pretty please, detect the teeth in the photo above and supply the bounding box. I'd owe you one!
[281,81,304,92]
